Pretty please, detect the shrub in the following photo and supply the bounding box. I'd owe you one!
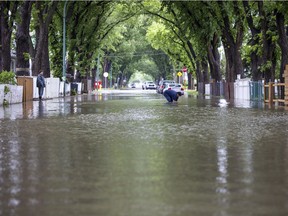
[4,85,10,95]
[0,71,16,107]
[0,71,17,85]
[71,89,77,96]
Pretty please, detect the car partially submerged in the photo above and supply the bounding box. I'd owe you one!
[163,83,185,95]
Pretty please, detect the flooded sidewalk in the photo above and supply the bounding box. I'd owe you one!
[1,91,288,216]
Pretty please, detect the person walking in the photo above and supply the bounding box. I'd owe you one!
[163,89,182,103]
[37,71,46,100]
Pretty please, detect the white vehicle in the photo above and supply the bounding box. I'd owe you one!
[156,80,175,94]
[163,83,184,95]
[142,81,156,90]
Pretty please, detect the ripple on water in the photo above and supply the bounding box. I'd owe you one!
[1,95,288,216]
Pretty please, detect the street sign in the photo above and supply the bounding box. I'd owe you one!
[177,72,182,77]
[182,66,187,72]
[103,72,108,77]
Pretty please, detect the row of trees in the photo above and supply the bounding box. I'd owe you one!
[1,1,58,77]
[0,1,142,81]
[145,1,288,86]
[1,1,288,89]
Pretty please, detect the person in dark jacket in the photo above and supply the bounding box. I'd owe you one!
[163,89,182,103]
[36,71,46,100]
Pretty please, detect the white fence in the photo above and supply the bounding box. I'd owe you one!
[234,78,251,100]
[33,77,62,99]
[33,77,84,99]
[203,78,266,101]
[0,84,23,106]
[0,76,85,106]
[205,84,210,95]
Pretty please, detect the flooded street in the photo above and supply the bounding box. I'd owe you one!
[1,89,288,216]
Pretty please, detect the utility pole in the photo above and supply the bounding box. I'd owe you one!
[62,0,68,96]
[96,54,100,90]
[110,64,113,88]
[96,54,100,81]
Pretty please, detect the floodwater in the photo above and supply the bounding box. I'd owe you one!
[1,89,288,216]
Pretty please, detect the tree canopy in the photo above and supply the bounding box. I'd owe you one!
[1,0,288,89]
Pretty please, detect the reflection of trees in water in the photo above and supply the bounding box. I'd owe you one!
[38,101,44,117]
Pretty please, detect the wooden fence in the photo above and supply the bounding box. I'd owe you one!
[264,65,288,106]
[264,82,285,104]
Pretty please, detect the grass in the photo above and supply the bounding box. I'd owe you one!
[185,89,198,95]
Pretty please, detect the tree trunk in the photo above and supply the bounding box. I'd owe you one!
[33,24,45,76]
[276,11,288,83]
[16,1,33,76]
[218,1,244,82]
[201,60,209,83]
[186,40,202,88]
[207,33,221,82]
[41,27,50,76]
[66,3,78,78]
[188,72,192,90]
[0,5,2,72]
[222,35,243,83]
[243,1,262,81]
[194,60,206,93]
[0,2,18,72]
[32,1,58,77]
[0,1,11,71]
[258,2,276,83]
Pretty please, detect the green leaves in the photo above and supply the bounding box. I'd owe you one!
[0,71,17,85]
[44,0,288,82]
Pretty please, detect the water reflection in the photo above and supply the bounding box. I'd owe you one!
[216,142,228,193]
[0,94,280,121]
[38,100,44,117]
[1,92,288,215]
[215,105,229,214]
[218,99,229,108]
[0,126,22,214]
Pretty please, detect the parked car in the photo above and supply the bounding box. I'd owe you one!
[142,81,156,90]
[131,83,136,88]
[156,80,175,94]
[163,83,184,95]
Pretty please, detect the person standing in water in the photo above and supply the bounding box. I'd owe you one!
[36,70,46,100]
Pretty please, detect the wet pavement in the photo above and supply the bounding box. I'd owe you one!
[1,89,288,216]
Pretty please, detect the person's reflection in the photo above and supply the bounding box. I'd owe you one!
[38,100,44,117]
